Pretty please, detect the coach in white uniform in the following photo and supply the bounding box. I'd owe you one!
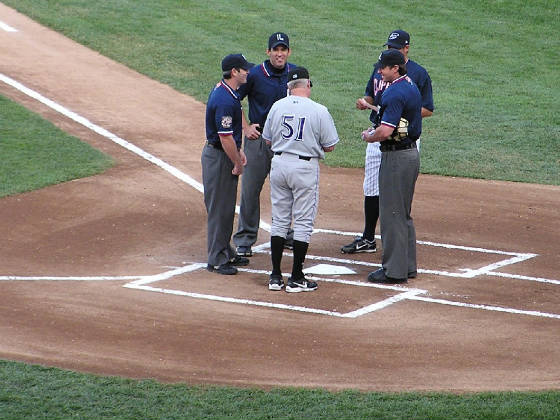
[262,67,339,293]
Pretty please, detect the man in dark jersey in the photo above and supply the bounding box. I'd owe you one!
[341,29,433,256]
[233,32,296,257]
[202,54,253,275]
[361,49,422,284]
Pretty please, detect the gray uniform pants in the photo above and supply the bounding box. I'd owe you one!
[379,147,420,279]
[233,135,274,248]
[201,144,238,266]
[270,153,319,244]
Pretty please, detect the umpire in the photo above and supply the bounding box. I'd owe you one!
[233,32,297,257]
[202,53,253,275]
[361,49,422,283]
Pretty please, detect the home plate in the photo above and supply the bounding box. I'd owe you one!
[303,264,356,275]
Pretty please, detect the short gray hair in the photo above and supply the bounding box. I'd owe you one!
[287,78,308,90]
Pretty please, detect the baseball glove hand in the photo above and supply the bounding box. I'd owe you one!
[391,117,409,141]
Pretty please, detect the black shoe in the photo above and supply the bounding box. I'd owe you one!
[229,255,249,266]
[268,274,284,291]
[367,268,406,284]
[408,271,417,279]
[236,246,253,257]
[207,263,237,275]
[341,237,376,254]
[286,276,318,293]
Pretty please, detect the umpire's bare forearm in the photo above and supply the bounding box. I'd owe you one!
[219,135,245,174]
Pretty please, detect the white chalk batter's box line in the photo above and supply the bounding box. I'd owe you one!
[1,74,558,319]
[117,238,558,320]
[127,260,560,320]
[4,260,559,320]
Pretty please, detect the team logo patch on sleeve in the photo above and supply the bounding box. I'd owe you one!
[221,116,233,128]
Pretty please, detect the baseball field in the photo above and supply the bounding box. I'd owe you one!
[1,1,559,418]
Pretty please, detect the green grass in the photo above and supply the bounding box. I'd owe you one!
[0,95,113,198]
[1,360,559,420]
[2,0,559,184]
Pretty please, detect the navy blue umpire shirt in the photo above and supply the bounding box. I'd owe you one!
[378,75,423,144]
[237,60,296,128]
[365,59,434,124]
[205,80,244,148]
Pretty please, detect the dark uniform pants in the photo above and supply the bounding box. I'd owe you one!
[201,144,238,266]
[379,147,420,279]
[233,135,274,248]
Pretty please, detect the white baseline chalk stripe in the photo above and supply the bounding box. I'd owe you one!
[0,21,17,32]
[416,240,537,257]
[455,254,538,278]
[342,290,424,318]
[490,271,560,285]
[0,275,139,281]
[126,284,346,317]
[0,73,203,193]
[126,263,207,286]
[410,295,560,320]
[0,264,206,283]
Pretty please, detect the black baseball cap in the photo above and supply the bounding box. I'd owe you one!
[268,32,290,49]
[287,66,310,81]
[287,66,312,87]
[384,29,410,49]
[221,54,254,71]
[377,49,406,67]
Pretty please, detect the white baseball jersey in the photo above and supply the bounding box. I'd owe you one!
[262,95,339,158]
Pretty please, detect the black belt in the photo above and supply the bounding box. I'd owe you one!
[274,152,312,161]
[380,141,416,152]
